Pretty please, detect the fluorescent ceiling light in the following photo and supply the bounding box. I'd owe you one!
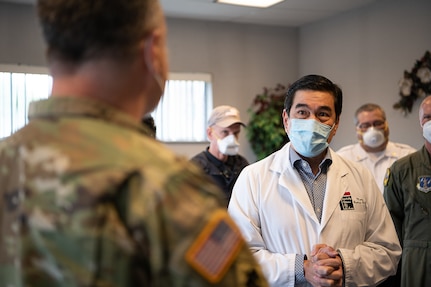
[215,0,284,8]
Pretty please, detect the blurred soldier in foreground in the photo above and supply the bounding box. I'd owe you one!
[0,0,269,286]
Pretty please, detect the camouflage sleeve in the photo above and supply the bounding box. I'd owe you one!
[117,163,269,287]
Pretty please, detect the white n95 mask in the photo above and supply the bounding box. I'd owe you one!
[362,127,385,148]
[217,134,240,156]
[423,121,431,143]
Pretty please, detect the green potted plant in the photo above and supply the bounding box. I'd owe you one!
[247,84,289,160]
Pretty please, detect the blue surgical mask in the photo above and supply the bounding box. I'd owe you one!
[288,119,334,157]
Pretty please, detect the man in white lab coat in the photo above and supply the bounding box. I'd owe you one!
[228,75,401,287]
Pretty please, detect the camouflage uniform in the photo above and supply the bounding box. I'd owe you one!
[0,97,268,287]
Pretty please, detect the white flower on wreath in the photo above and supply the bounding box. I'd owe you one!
[399,77,413,96]
[417,67,431,84]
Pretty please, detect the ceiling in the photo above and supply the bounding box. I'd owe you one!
[1,0,377,27]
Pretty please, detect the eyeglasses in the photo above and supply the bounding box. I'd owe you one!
[357,120,386,131]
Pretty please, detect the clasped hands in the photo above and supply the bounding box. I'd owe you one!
[304,244,343,287]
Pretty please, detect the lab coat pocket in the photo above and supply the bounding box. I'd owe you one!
[339,210,366,243]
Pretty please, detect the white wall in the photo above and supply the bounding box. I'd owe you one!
[1,0,430,162]
[299,0,431,151]
[164,18,298,162]
[0,3,298,163]
[0,3,45,65]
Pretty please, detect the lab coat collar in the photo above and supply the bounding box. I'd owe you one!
[272,143,319,223]
[272,143,350,228]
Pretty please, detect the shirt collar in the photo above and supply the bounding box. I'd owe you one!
[289,145,333,173]
[357,141,398,160]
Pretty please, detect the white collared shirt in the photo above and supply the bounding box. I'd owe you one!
[337,141,416,193]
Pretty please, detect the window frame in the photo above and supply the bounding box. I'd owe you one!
[152,72,213,143]
[0,65,213,143]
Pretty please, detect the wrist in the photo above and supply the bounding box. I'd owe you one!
[294,254,308,284]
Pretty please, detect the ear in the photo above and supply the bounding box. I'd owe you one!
[207,127,214,140]
[332,118,339,136]
[282,109,289,133]
[384,124,390,138]
[140,28,163,68]
[355,127,362,140]
[143,33,156,73]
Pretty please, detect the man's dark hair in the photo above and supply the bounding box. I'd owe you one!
[37,0,161,63]
[284,74,343,120]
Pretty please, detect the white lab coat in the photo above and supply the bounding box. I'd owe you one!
[228,143,401,287]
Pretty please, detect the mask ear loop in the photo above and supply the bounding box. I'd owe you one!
[330,122,336,132]
[144,35,165,93]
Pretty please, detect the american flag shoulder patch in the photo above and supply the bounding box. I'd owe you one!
[185,209,244,283]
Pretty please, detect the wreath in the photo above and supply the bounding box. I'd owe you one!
[394,50,431,115]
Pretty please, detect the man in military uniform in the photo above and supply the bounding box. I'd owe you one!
[384,95,431,287]
[0,0,268,286]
